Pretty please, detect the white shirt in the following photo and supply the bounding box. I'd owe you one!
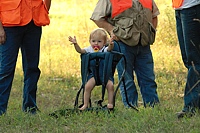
[175,0,200,10]
[84,46,108,53]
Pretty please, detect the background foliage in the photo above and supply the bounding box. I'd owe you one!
[1,0,199,133]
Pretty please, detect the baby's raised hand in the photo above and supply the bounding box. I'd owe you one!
[68,36,77,44]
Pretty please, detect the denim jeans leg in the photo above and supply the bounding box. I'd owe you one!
[175,5,200,113]
[0,21,41,115]
[0,27,22,115]
[135,45,159,107]
[21,21,41,113]
[115,41,138,107]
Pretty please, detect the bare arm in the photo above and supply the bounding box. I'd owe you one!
[68,36,86,54]
[152,16,158,29]
[92,20,113,34]
[0,22,6,45]
[44,0,52,11]
[107,37,114,52]
[92,20,119,41]
[73,43,86,54]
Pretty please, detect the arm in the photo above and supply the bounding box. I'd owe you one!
[92,20,113,35]
[92,20,119,41]
[0,22,6,45]
[44,0,52,11]
[107,37,114,52]
[68,36,86,54]
[152,16,158,29]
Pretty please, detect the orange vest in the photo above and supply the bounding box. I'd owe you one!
[110,0,152,18]
[0,0,50,27]
[172,0,184,8]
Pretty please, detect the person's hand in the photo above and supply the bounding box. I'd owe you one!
[0,25,6,45]
[68,36,77,45]
[109,31,119,41]
[193,18,200,23]
[107,37,114,52]
[109,37,114,46]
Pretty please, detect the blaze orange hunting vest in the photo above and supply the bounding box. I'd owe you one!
[172,0,184,8]
[0,0,50,27]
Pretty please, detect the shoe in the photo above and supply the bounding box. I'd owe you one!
[24,107,40,115]
[176,111,194,119]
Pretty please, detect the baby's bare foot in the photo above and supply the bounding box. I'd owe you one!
[107,103,113,109]
[79,105,87,110]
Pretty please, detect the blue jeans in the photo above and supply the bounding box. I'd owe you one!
[175,4,200,113]
[0,21,41,115]
[114,41,159,107]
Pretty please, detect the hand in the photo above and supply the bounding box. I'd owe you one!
[0,26,6,45]
[107,37,114,52]
[193,18,200,23]
[109,31,119,41]
[68,36,77,45]
[109,36,114,45]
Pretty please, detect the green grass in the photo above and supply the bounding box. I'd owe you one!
[0,0,200,132]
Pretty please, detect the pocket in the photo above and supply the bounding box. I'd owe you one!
[113,17,134,39]
[113,17,140,46]
[32,1,50,26]
[0,0,21,25]
[113,17,133,29]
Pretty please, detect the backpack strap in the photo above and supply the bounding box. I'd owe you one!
[81,53,90,86]
[102,52,113,86]
[74,53,90,108]
[98,52,114,105]
[94,57,101,85]
[99,52,124,107]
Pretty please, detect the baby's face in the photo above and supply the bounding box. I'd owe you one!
[89,35,106,50]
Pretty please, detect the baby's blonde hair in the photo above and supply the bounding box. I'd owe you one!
[89,28,108,43]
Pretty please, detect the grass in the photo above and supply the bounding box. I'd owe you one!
[0,0,200,132]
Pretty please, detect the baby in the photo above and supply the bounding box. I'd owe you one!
[68,28,114,110]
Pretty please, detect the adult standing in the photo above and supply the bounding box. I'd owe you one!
[90,0,160,108]
[0,0,51,115]
[172,0,200,118]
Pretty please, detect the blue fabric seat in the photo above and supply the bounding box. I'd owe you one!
[74,51,126,109]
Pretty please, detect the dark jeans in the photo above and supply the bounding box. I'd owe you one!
[114,41,159,107]
[0,21,41,115]
[175,4,200,113]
